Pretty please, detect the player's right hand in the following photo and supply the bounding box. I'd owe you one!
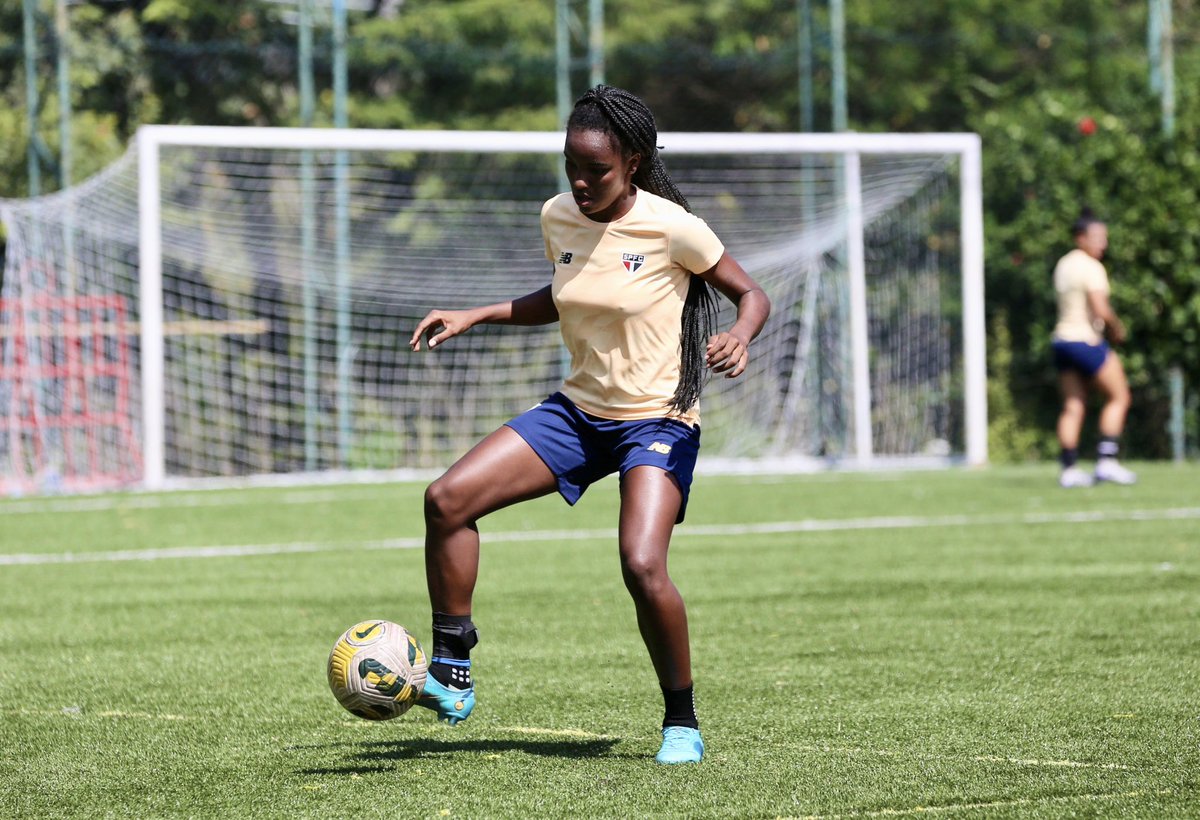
[410,309,474,351]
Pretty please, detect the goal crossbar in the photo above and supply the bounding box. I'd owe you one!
[133,126,986,490]
[138,124,979,155]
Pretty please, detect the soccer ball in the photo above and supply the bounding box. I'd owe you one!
[327,620,428,721]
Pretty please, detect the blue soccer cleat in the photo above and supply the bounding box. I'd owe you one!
[417,674,475,725]
[655,726,704,764]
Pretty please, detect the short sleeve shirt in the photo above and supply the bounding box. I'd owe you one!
[541,189,726,426]
[1052,248,1109,344]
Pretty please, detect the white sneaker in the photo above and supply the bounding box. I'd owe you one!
[1059,466,1095,488]
[1094,458,1137,485]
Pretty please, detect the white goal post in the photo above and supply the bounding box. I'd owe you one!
[1,126,984,495]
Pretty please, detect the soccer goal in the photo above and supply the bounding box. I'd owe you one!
[0,126,984,494]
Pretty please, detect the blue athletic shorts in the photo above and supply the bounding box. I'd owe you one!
[1051,339,1110,377]
[504,392,701,523]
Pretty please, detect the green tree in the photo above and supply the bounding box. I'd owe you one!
[978,85,1200,458]
[1,0,1198,457]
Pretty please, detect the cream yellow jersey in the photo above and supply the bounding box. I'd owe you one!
[1052,248,1109,344]
[541,189,726,426]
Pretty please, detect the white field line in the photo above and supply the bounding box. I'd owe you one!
[2,506,1199,567]
[0,487,386,516]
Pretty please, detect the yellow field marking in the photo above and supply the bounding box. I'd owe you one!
[795,744,1131,771]
[94,710,190,720]
[973,754,1132,770]
[496,725,613,740]
[789,789,1170,819]
[5,706,190,720]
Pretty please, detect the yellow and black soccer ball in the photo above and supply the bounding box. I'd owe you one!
[327,620,428,720]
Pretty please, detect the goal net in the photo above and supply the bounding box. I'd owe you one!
[0,127,984,494]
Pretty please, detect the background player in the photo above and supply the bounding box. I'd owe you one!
[1050,207,1136,487]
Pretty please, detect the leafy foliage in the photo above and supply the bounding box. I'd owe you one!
[1,0,1197,457]
[977,85,1200,457]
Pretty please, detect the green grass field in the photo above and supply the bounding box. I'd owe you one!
[1,464,1198,818]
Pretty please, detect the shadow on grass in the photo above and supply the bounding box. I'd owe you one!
[299,735,631,774]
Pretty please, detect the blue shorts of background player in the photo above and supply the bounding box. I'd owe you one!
[1051,338,1109,378]
[504,392,701,524]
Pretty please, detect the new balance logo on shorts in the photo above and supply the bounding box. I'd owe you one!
[557,251,573,264]
[647,442,672,455]
[622,253,645,273]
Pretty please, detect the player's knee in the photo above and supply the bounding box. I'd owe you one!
[620,550,668,595]
[1061,397,1086,419]
[424,476,468,529]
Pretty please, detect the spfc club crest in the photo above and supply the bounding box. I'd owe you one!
[622,252,645,273]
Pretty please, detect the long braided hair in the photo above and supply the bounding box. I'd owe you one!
[567,85,718,416]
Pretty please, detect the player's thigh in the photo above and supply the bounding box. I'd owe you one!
[1058,369,1088,406]
[617,466,682,567]
[432,426,558,520]
[1092,351,1130,401]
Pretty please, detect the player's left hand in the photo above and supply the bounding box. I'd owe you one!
[706,332,750,378]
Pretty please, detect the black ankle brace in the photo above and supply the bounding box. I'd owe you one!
[431,612,479,659]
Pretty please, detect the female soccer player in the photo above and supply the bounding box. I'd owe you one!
[1050,207,1135,487]
[408,85,771,764]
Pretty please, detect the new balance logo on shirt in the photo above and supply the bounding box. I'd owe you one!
[557,251,573,264]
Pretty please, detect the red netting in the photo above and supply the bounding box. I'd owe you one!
[1,295,141,495]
